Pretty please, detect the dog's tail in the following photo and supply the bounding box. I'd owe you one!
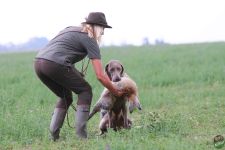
[88,102,102,120]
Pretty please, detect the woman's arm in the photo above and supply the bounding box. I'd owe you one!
[91,59,123,97]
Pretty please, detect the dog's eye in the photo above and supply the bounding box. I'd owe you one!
[116,67,121,71]
[110,68,115,72]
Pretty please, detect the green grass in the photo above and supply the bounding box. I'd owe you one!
[0,42,225,149]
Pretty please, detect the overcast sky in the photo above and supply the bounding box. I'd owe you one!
[0,0,225,45]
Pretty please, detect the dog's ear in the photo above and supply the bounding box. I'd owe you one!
[120,64,124,77]
[105,63,111,80]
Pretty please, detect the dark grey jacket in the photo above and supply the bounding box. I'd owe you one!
[36,26,101,66]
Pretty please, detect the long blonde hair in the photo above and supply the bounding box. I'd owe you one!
[82,24,104,45]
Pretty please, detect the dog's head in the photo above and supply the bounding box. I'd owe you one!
[105,60,124,82]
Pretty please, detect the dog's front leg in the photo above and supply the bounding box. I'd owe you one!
[122,104,129,128]
[108,110,113,128]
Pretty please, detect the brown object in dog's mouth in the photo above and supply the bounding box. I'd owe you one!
[113,77,137,98]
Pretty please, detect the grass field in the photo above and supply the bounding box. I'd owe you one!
[0,42,225,150]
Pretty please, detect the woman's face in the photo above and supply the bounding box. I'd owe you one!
[94,25,104,37]
[93,25,105,45]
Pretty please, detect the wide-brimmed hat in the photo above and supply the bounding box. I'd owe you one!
[82,12,112,28]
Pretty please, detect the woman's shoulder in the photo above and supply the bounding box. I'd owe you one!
[62,26,83,33]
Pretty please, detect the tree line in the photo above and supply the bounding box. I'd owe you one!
[0,37,48,52]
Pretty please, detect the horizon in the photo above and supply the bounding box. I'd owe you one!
[1,0,225,46]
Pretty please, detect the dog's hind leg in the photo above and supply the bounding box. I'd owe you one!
[128,118,132,128]
[99,113,109,135]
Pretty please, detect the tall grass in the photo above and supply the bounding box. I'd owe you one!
[0,42,225,149]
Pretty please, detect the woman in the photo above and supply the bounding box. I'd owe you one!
[34,12,124,140]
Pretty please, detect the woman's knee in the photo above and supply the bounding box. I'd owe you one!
[55,96,73,109]
[77,85,93,105]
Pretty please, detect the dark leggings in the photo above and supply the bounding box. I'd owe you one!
[34,59,92,109]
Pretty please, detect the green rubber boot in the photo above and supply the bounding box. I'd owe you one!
[49,108,67,141]
[75,105,90,139]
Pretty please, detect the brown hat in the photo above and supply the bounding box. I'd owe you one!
[83,12,112,28]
